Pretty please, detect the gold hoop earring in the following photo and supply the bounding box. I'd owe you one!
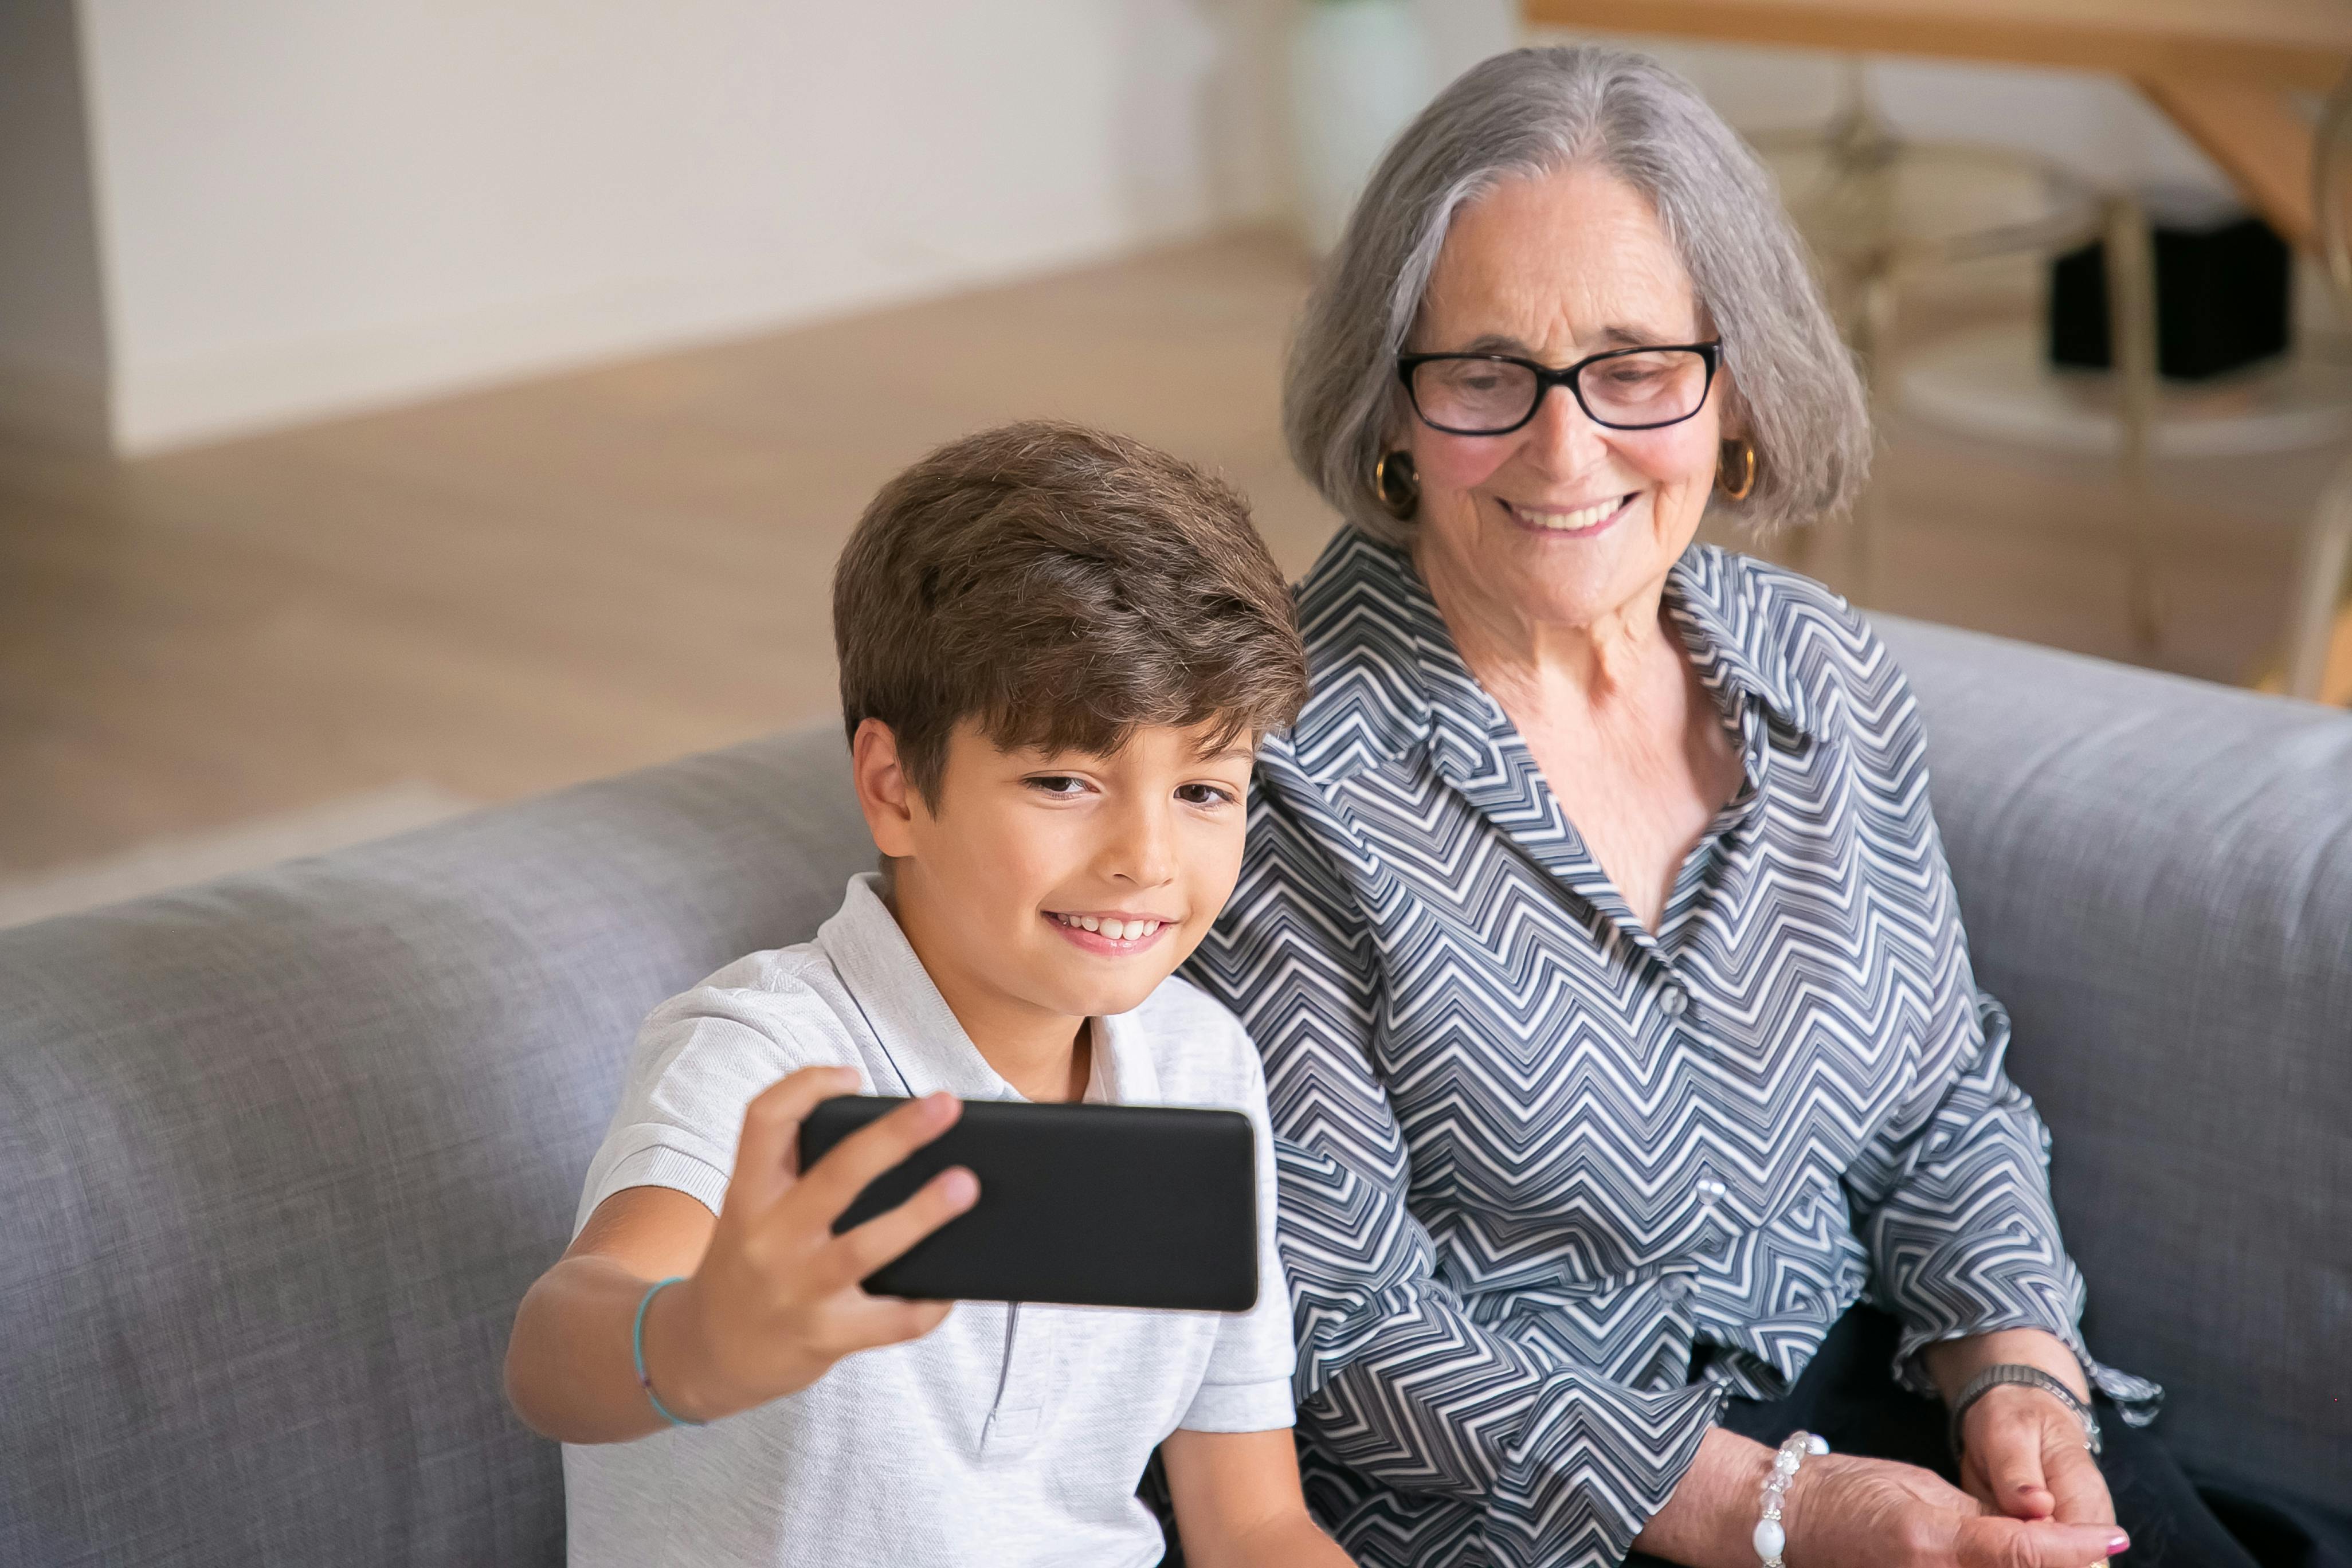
[1374,450,1420,520]
[1716,438,1758,501]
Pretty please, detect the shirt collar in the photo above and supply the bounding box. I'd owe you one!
[1659,544,1819,743]
[1292,531,1818,770]
[816,873,1156,1105]
[1090,1009,1160,1105]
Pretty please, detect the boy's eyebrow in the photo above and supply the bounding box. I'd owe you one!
[1198,745,1257,764]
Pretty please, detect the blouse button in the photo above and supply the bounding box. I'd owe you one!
[1659,986,1690,1018]
[1659,1275,1692,1302]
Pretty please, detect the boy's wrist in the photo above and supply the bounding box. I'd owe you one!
[641,1274,733,1425]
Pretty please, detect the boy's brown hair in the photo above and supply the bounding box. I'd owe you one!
[834,421,1308,802]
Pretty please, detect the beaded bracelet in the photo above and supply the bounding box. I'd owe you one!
[1754,1429,1829,1568]
[633,1276,707,1428]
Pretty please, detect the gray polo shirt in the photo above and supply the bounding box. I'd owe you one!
[563,874,1296,1568]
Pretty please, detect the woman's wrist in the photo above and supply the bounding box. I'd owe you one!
[1736,1440,1789,1565]
[1777,1452,1820,1561]
[1923,1327,2090,1406]
[1752,1432,1829,1566]
[1630,1428,1785,1568]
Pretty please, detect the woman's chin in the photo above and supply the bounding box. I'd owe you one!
[1496,533,1651,618]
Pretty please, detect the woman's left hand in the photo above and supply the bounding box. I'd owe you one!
[1958,1383,2115,1532]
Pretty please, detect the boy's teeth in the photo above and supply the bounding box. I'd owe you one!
[1053,913,1161,942]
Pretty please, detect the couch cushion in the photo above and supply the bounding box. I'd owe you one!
[1879,616,2352,1506]
[0,730,869,1567]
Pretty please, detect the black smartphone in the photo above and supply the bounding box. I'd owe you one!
[797,1095,1259,1312]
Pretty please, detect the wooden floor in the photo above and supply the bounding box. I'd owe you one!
[2,228,2345,877]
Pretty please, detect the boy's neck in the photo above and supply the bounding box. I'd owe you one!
[883,876,1092,1103]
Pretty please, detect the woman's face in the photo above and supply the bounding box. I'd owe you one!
[1403,163,1729,633]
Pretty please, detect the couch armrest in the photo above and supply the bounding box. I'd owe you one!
[1877,616,2351,1503]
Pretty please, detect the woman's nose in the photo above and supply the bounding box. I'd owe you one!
[1521,377,1611,476]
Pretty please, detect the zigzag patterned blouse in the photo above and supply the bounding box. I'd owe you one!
[1185,530,2159,1568]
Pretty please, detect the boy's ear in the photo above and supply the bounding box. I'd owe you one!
[850,718,922,859]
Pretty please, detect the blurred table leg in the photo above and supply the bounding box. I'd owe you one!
[2101,193,2163,656]
[2286,452,2352,700]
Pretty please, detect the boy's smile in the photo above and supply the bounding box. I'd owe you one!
[853,716,1256,1101]
[1044,910,1172,952]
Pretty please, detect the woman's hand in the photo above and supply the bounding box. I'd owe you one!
[1785,1451,2126,1568]
[651,1067,979,1422]
[1923,1327,2114,1539]
[1957,1385,2115,1531]
[1634,1428,2126,1568]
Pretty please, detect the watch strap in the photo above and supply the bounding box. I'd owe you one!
[1949,1362,2103,1459]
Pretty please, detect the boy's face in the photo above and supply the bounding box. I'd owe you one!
[855,718,1256,1027]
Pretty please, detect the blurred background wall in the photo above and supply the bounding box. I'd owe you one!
[3,0,2343,922]
[5,0,2241,457]
[30,0,1306,453]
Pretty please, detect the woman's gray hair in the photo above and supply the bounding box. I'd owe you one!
[1286,44,1869,543]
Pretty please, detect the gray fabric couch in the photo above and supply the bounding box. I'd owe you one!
[4,616,2347,1565]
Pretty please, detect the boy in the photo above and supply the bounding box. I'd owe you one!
[504,422,1350,1568]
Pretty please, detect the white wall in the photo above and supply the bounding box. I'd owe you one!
[69,0,1291,454]
[0,0,112,449]
[10,1,2241,457]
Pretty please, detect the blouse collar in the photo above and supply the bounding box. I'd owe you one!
[1286,528,1820,787]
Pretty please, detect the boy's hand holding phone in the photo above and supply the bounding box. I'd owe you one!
[652,1066,977,1423]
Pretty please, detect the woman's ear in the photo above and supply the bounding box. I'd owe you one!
[850,718,920,860]
[1714,364,1747,441]
[1382,397,1417,457]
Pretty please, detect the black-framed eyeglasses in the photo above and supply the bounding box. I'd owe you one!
[1397,341,1722,436]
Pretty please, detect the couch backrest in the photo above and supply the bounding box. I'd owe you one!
[2,620,2346,1565]
[2,732,873,1566]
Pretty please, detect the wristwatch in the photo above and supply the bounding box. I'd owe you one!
[1948,1363,2103,1460]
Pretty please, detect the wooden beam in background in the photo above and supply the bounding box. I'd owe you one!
[1519,0,2352,92]
[2135,74,2318,251]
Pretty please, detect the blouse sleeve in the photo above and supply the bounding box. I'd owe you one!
[1836,671,2163,1424]
[1183,764,1727,1568]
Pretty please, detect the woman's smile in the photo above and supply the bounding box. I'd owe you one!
[1496,491,1637,538]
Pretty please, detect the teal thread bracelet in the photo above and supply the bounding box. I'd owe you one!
[633,1276,705,1428]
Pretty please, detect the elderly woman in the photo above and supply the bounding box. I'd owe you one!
[1186,45,2263,1568]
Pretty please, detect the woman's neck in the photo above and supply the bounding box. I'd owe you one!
[1413,536,1676,719]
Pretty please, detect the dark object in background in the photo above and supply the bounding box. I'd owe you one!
[2050,187,2291,381]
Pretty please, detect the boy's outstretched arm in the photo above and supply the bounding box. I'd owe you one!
[504,1067,974,1442]
[1162,1427,1355,1567]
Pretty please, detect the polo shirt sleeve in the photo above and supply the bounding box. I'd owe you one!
[1178,1035,1300,1434]
[573,963,855,1238]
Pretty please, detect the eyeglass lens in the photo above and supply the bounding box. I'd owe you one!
[1410,350,1711,433]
